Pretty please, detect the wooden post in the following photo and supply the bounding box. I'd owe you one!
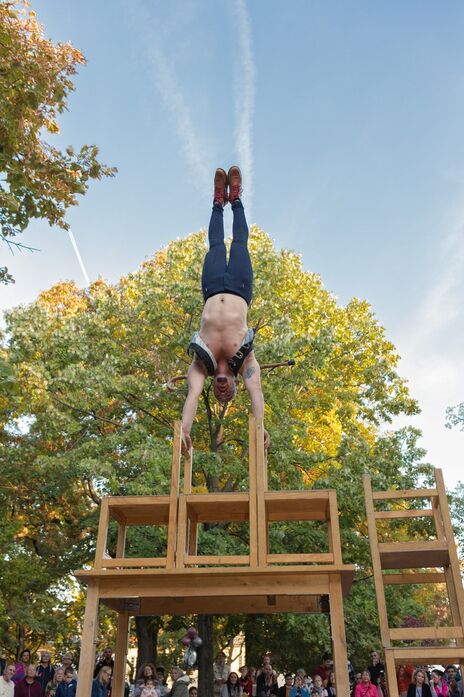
[116,524,126,559]
[329,575,350,697]
[176,494,187,568]
[328,491,342,565]
[76,580,99,697]
[112,611,130,697]
[248,416,258,567]
[94,498,110,569]
[166,421,182,568]
[384,649,398,697]
[255,418,267,566]
[362,474,390,647]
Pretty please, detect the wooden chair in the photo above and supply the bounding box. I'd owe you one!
[363,469,464,697]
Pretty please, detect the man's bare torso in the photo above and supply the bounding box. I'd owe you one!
[200,293,248,360]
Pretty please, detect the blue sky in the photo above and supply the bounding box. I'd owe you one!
[2,0,464,486]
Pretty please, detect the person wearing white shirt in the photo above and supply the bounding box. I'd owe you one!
[0,665,15,697]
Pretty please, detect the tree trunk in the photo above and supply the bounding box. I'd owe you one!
[198,614,213,697]
[135,616,160,676]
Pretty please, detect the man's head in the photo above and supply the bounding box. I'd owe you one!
[284,675,293,686]
[64,669,74,683]
[25,665,37,680]
[213,371,237,403]
[215,652,226,665]
[61,655,72,667]
[20,650,31,663]
[446,667,457,680]
[3,666,15,682]
[321,653,332,669]
[103,648,113,661]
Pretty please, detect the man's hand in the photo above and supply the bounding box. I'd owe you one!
[182,430,192,456]
[264,428,270,450]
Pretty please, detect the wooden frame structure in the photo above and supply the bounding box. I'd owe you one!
[363,469,464,697]
[75,417,355,697]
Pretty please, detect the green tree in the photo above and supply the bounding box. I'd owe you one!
[1,228,443,673]
[0,1,116,284]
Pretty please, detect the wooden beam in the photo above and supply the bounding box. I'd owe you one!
[115,525,126,559]
[383,572,445,585]
[255,418,268,567]
[166,421,181,568]
[112,611,130,697]
[435,468,464,642]
[328,490,342,565]
[329,575,350,697]
[102,558,167,568]
[183,447,192,495]
[389,647,464,663]
[76,581,99,697]
[374,509,434,519]
[389,626,464,641]
[248,415,258,567]
[101,594,326,615]
[266,553,334,564]
[176,494,187,568]
[363,474,391,649]
[372,488,437,501]
[384,649,399,697]
[184,555,249,566]
[94,498,110,569]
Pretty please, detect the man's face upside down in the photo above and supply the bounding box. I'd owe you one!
[213,372,238,403]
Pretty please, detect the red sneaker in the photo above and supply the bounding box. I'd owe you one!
[228,166,242,203]
[213,168,228,206]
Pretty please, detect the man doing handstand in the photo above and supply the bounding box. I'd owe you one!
[182,166,270,452]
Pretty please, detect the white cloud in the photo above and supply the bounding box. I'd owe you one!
[393,221,464,488]
[233,0,256,217]
[125,0,210,197]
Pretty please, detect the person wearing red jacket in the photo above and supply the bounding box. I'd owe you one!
[14,666,42,697]
[354,671,378,697]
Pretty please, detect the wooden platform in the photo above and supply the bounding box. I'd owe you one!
[74,418,355,697]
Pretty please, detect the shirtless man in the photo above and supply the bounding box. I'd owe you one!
[182,166,270,452]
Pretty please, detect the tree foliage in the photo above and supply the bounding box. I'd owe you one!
[0,0,116,283]
[1,227,452,669]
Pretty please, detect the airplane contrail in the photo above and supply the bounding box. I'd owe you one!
[67,229,90,286]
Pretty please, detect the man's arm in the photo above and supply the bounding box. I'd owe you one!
[240,352,270,449]
[181,357,207,453]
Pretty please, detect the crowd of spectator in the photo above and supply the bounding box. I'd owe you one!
[1,648,462,697]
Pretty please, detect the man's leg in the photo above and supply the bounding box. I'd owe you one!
[226,167,253,304]
[201,169,228,301]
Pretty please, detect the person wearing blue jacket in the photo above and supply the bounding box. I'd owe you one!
[92,668,112,697]
[55,671,76,697]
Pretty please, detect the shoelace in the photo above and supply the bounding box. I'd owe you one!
[229,182,242,201]
[214,183,226,202]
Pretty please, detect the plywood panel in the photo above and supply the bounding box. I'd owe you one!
[265,491,329,521]
[379,540,449,569]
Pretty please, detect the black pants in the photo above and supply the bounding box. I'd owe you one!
[201,199,253,304]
